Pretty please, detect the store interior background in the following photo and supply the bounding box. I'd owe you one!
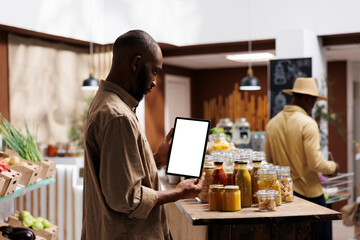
[0,0,360,239]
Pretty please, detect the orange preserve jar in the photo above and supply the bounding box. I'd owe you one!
[251,160,262,203]
[211,162,227,186]
[208,184,224,211]
[223,185,241,211]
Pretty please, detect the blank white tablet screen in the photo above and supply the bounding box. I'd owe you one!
[166,118,209,178]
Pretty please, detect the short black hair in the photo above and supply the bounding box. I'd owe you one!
[112,30,159,60]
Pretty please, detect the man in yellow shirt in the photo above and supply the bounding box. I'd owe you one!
[265,77,339,240]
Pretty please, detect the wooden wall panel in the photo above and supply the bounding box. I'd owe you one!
[0,31,9,120]
[327,61,348,211]
[191,66,268,128]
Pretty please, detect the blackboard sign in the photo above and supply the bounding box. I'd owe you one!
[269,58,312,118]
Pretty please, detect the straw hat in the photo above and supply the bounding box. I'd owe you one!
[282,77,327,101]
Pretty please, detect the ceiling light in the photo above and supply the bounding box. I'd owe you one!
[82,42,99,91]
[226,52,275,62]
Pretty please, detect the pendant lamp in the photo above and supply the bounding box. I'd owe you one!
[239,0,261,91]
[82,42,99,91]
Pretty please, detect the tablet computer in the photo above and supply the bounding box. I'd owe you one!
[166,117,211,178]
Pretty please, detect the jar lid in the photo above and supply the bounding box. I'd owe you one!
[279,166,290,173]
[257,169,277,175]
[209,184,224,189]
[256,189,278,197]
[213,161,223,165]
[238,160,248,165]
[252,160,262,163]
[224,185,239,190]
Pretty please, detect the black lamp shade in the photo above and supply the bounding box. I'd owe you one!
[82,74,99,91]
[239,69,261,91]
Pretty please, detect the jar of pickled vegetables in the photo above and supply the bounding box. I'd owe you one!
[223,185,241,211]
[251,160,262,203]
[212,162,227,186]
[209,184,224,211]
[235,161,252,208]
[255,190,278,212]
[257,169,281,206]
[279,166,294,202]
[198,165,215,203]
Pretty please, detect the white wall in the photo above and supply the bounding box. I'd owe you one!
[1,0,360,45]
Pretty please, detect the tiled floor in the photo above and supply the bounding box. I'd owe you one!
[333,220,358,240]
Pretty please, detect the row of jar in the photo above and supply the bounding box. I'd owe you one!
[209,185,279,212]
[198,160,294,210]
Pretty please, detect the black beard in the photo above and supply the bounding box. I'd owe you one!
[134,68,148,102]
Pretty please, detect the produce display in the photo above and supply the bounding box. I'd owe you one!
[2,156,28,167]
[0,114,42,162]
[0,225,35,240]
[0,159,8,172]
[19,211,52,231]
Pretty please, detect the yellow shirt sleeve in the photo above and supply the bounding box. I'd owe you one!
[303,121,336,175]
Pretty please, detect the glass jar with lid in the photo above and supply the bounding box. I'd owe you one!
[235,161,252,208]
[232,118,251,146]
[211,133,230,152]
[257,169,281,206]
[208,184,224,211]
[223,185,241,211]
[255,190,278,211]
[279,166,294,202]
[198,165,215,203]
[216,118,233,141]
[211,162,227,186]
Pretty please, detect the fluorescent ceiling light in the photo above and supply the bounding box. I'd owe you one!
[226,52,275,62]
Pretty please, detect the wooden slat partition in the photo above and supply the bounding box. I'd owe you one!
[204,83,269,131]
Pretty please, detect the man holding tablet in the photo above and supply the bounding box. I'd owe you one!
[82,30,205,240]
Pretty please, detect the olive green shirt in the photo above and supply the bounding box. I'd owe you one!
[265,105,336,198]
[81,80,170,240]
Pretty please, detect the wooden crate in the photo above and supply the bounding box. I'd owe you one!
[8,213,59,240]
[37,159,56,179]
[8,163,41,186]
[4,149,42,184]
[0,169,22,196]
[0,177,5,196]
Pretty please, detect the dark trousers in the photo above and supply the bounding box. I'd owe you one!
[294,192,332,240]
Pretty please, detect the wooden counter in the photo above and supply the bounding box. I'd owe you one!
[161,175,342,240]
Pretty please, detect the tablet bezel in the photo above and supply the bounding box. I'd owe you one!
[165,117,211,178]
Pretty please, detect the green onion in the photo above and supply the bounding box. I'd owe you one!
[0,114,42,162]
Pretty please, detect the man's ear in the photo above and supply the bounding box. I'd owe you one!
[131,55,142,72]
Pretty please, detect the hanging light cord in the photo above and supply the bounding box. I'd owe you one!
[248,0,252,71]
[89,42,94,74]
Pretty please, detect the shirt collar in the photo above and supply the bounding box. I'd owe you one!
[98,80,139,112]
[283,105,309,116]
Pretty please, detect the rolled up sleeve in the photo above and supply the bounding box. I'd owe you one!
[99,117,156,219]
[303,122,336,175]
